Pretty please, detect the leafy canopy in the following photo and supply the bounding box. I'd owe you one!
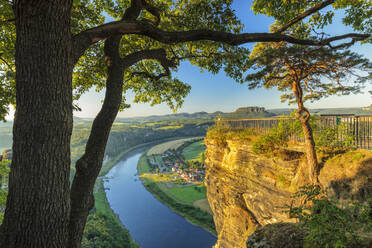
[252,0,372,35]
[245,41,372,105]
[1,0,371,121]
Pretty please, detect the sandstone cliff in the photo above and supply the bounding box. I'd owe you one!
[204,136,372,248]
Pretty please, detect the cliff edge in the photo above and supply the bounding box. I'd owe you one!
[204,135,371,248]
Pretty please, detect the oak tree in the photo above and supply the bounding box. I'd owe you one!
[0,0,370,247]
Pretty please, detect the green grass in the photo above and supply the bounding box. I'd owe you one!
[94,179,113,217]
[141,181,216,235]
[146,137,201,155]
[137,151,216,235]
[181,140,206,161]
[0,160,10,167]
[168,185,207,203]
[137,154,152,174]
[156,125,184,130]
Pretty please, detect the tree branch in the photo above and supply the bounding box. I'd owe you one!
[122,0,160,26]
[124,48,177,81]
[275,0,335,33]
[0,54,14,71]
[327,36,368,49]
[71,20,370,66]
[141,0,161,27]
[131,71,169,81]
[122,0,143,21]
[121,48,176,69]
[0,18,15,26]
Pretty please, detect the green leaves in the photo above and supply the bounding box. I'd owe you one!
[286,186,372,248]
[335,0,372,34]
[0,161,10,224]
[1,0,371,121]
[0,1,15,121]
[71,0,246,112]
[246,41,372,105]
[252,0,371,37]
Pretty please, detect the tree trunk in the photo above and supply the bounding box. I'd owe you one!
[298,109,320,184]
[68,43,176,247]
[292,79,319,185]
[0,1,74,247]
[68,36,124,248]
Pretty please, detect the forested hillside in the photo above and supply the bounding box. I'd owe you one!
[71,119,213,165]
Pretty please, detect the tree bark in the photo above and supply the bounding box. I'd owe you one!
[68,36,124,248]
[297,109,320,184]
[292,80,320,184]
[0,1,74,247]
[68,43,176,247]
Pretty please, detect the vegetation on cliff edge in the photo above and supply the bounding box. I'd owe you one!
[287,186,372,248]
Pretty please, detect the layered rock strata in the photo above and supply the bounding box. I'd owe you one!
[204,137,371,248]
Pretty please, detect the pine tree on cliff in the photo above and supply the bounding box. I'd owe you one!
[0,0,370,247]
[245,41,371,184]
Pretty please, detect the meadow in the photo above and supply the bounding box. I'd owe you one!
[181,140,206,162]
[168,185,207,203]
[137,145,215,234]
[146,137,201,155]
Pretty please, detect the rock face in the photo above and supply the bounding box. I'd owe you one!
[223,107,274,119]
[235,107,266,113]
[246,223,307,248]
[204,137,372,248]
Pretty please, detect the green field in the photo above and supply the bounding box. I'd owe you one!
[137,147,216,235]
[168,185,207,203]
[181,140,206,161]
[146,137,201,155]
[137,154,152,174]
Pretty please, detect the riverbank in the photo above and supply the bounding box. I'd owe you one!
[94,158,141,247]
[93,136,196,248]
[137,153,217,236]
[99,136,192,177]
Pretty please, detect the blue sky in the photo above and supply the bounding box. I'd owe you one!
[6,1,372,120]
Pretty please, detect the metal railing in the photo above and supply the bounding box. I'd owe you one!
[216,115,372,150]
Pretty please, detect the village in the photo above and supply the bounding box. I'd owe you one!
[147,146,206,184]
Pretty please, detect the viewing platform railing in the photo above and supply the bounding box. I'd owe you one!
[216,115,372,150]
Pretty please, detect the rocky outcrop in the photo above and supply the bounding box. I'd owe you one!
[204,137,372,248]
[246,223,307,248]
[319,150,372,201]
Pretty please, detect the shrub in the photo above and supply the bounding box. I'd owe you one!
[286,186,371,248]
[82,211,134,248]
[314,123,355,152]
[252,117,294,154]
[0,162,10,224]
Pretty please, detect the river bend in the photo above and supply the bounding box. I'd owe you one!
[104,147,217,248]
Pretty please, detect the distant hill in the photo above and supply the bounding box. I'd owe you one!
[115,107,275,122]
[223,107,274,119]
[1,106,371,153]
[116,111,222,123]
[269,107,372,116]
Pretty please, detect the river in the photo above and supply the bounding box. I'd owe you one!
[104,146,217,248]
